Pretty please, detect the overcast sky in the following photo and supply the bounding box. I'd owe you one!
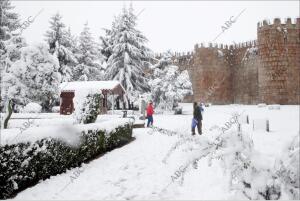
[12,1,299,53]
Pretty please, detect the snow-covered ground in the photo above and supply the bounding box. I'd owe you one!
[8,103,300,200]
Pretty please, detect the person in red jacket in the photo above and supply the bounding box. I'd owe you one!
[146,101,154,127]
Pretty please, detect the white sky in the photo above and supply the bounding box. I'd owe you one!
[12,1,299,53]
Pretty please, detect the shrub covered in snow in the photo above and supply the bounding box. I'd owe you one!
[22,102,42,113]
[210,130,281,200]
[73,93,102,124]
[275,135,300,199]
[51,106,60,113]
[0,123,133,199]
[2,43,61,112]
[166,124,297,200]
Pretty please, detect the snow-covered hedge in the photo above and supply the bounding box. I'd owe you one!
[0,121,133,199]
[22,102,42,113]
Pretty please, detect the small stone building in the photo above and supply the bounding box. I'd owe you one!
[59,81,125,115]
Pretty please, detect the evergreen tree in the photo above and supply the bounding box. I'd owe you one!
[44,13,76,82]
[0,0,25,112]
[7,43,61,111]
[149,52,193,110]
[74,22,104,81]
[0,0,20,41]
[65,27,78,55]
[105,5,153,103]
[99,28,113,60]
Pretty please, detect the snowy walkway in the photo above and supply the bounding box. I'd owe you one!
[13,104,299,200]
[12,128,226,200]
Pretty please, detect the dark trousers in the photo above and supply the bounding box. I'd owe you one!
[147,115,153,127]
[192,120,202,135]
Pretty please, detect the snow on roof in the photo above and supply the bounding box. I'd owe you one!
[59,81,125,93]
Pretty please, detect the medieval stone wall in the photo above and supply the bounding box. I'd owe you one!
[257,18,300,104]
[169,17,300,105]
[231,41,260,104]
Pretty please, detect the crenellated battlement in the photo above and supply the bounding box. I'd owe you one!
[156,17,300,105]
[194,43,231,50]
[154,51,194,59]
[257,17,300,29]
[230,40,257,50]
[193,40,257,51]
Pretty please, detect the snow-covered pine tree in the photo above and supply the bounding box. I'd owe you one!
[0,0,25,112]
[44,13,77,82]
[149,52,193,110]
[74,22,104,81]
[105,5,153,104]
[1,36,27,112]
[0,0,20,41]
[99,27,113,61]
[7,43,61,111]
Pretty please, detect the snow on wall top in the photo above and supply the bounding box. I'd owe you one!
[59,81,124,93]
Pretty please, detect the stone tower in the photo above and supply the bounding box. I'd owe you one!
[161,17,300,105]
[257,18,300,104]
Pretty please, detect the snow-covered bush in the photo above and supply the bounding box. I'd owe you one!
[4,43,61,111]
[149,64,192,111]
[174,106,183,115]
[73,93,102,124]
[22,102,42,113]
[0,123,133,199]
[167,126,285,200]
[275,135,300,199]
[210,130,281,200]
[51,106,60,113]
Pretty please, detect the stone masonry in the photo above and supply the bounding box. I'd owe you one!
[166,18,300,105]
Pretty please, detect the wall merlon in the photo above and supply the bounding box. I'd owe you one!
[286,18,292,25]
[155,17,299,105]
[296,18,300,28]
[258,18,300,30]
[274,18,281,25]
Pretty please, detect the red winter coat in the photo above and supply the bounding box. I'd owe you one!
[146,104,154,116]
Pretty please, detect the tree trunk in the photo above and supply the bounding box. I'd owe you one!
[4,100,13,129]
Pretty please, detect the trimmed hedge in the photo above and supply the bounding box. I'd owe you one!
[0,123,133,199]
